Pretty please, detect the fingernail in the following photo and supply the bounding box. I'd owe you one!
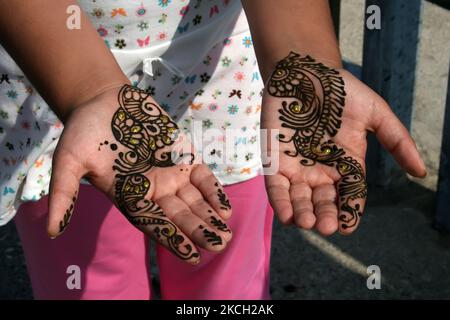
[48,233,57,240]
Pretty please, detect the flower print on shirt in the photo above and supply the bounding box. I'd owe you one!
[203,119,213,129]
[97,26,108,37]
[136,3,148,17]
[157,32,168,41]
[91,8,105,19]
[221,57,231,67]
[137,21,149,31]
[158,0,172,8]
[6,90,17,99]
[115,39,126,49]
[200,73,211,83]
[208,103,218,112]
[225,166,234,175]
[145,86,156,96]
[234,72,245,82]
[193,14,202,25]
[242,36,253,48]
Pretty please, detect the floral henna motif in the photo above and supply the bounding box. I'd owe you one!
[109,84,198,260]
[268,52,368,230]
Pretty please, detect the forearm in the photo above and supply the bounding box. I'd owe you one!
[0,0,128,122]
[241,0,341,82]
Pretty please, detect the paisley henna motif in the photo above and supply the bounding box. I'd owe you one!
[268,52,367,229]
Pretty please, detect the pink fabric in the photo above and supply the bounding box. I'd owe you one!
[14,175,273,300]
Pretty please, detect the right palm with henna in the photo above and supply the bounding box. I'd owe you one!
[47,85,232,265]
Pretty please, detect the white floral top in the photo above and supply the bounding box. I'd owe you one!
[0,0,264,225]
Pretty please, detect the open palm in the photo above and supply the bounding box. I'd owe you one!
[47,85,232,264]
[262,53,426,235]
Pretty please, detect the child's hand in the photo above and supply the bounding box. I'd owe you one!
[262,52,426,235]
[47,85,232,265]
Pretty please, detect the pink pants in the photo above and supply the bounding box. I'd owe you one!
[14,175,273,300]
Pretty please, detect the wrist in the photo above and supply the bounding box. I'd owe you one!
[58,70,130,123]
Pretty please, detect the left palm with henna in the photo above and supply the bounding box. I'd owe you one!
[263,52,426,235]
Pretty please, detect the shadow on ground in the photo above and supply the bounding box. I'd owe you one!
[271,180,450,299]
[1,179,450,299]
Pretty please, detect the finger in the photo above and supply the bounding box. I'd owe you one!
[190,164,232,220]
[125,201,201,265]
[265,174,293,225]
[336,163,367,235]
[177,184,233,242]
[156,195,228,252]
[312,184,339,236]
[290,182,315,229]
[47,150,87,238]
[371,97,426,177]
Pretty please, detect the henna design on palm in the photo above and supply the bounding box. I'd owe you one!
[110,85,198,260]
[267,52,367,230]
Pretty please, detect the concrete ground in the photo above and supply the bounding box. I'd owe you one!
[1,0,450,299]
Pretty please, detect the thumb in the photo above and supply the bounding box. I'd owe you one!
[370,96,427,178]
[47,150,87,238]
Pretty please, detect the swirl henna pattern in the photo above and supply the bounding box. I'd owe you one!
[109,84,198,260]
[268,52,368,230]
